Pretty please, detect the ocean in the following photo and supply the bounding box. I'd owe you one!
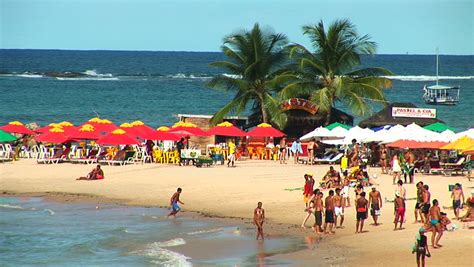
[0,49,473,130]
[0,197,301,266]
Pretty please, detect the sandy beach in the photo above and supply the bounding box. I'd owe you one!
[1,159,472,266]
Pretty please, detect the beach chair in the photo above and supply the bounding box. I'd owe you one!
[101,151,135,166]
[314,153,344,164]
[70,148,100,164]
[441,157,466,176]
[36,148,68,164]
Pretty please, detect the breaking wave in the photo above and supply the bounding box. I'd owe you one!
[131,238,191,266]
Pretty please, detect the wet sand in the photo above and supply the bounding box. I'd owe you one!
[1,159,472,266]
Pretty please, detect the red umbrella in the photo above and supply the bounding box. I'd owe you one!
[169,121,208,136]
[207,121,246,137]
[67,124,102,140]
[81,118,118,133]
[0,121,35,135]
[35,127,71,143]
[387,140,449,149]
[96,129,140,145]
[120,121,158,140]
[36,122,76,134]
[247,123,285,137]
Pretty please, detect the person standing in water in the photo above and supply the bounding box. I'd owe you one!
[254,202,265,241]
[167,188,184,218]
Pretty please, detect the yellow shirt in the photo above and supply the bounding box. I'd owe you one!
[341,156,348,169]
[229,142,236,154]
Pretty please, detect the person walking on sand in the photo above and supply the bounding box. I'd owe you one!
[392,154,402,184]
[369,187,382,226]
[167,188,184,218]
[323,190,336,234]
[394,192,406,230]
[334,188,344,228]
[355,192,369,234]
[254,202,265,241]
[227,139,236,167]
[301,199,315,228]
[413,228,431,267]
[451,183,465,220]
[429,199,443,248]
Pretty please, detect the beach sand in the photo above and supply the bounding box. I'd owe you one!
[1,159,472,266]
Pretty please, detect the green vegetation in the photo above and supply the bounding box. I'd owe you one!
[209,19,393,128]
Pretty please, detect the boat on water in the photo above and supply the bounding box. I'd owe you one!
[422,49,460,105]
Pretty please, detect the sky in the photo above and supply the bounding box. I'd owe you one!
[1,0,473,55]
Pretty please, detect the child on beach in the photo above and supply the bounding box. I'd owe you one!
[254,202,265,241]
[412,227,431,267]
[167,188,184,218]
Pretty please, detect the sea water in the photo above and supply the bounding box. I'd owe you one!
[0,197,301,266]
[0,50,473,130]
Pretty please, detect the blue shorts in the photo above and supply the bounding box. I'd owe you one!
[172,202,181,212]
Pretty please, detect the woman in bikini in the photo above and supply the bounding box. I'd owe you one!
[307,139,316,165]
[254,202,265,241]
[380,145,388,174]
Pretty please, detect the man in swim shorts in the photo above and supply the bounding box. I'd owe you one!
[167,188,184,218]
[414,181,424,223]
[394,192,405,230]
[451,183,465,220]
[323,190,336,234]
[369,187,382,226]
[334,188,344,228]
[421,185,431,223]
[355,192,369,234]
[428,199,443,248]
[313,191,324,234]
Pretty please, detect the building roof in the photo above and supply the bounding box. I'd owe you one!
[358,102,443,128]
[177,114,248,120]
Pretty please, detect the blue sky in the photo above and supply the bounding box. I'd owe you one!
[1,0,473,54]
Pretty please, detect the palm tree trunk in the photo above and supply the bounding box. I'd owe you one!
[261,104,269,123]
[325,108,332,125]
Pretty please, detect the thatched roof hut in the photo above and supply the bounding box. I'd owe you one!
[359,103,443,128]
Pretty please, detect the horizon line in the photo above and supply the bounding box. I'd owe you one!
[0,48,472,56]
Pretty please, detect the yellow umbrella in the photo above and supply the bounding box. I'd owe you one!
[441,136,474,151]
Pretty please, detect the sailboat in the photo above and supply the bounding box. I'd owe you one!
[422,48,460,105]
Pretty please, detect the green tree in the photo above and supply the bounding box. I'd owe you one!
[279,19,393,124]
[208,23,289,128]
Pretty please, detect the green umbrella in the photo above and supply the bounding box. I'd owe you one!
[423,122,456,133]
[325,122,352,130]
[0,130,17,142]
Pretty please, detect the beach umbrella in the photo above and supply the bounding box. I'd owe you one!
[386,140,448,149]
[441,136,474,151]
[247,123,285,138]
[35,123,63,134]
[35,127,72,144]
[323,126,374,145]
[423,122,456,133]
[325,122,351,131]
[96,129,140,145]
[0,130,17,142]
[454,128,474,140]
[157,126,171,131]
[142,130,180,141]
[207,121,246,137]
[130,120,159,139]
[169,121,208,136]
[300,126,343,141]
[82,118,118,133]
[0,121,35,135]
[67,124,102,140]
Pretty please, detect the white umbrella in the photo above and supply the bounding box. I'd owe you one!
[323,126,374,145]
[300,126,344,141]
[454,128,474,139]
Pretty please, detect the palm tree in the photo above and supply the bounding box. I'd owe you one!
[208,23,289,128]
[279,19,393,124]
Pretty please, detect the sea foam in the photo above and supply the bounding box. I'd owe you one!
[133,238,191,266]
